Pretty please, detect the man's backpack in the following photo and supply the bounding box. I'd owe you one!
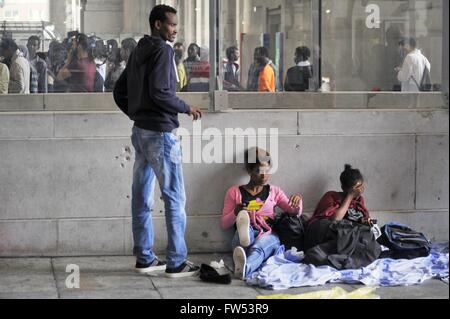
[377,222,432,259]
[412,65,432,92]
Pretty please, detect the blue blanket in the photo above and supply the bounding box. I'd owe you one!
[247,243,449,290]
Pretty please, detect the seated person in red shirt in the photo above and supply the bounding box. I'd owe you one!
[304,164,373,251]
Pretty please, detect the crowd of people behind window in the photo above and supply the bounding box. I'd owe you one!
[0,33,431,95]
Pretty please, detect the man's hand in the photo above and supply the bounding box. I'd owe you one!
[288,194,302,208]
[188,106,203,121]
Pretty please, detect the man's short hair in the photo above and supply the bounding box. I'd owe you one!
[149,4,177,31]
[255,46,269,58]
[27,35,41,46]
[406,37,417,48]
[295,46,311,61]
[226,46,238,60]
[0,37,18,51]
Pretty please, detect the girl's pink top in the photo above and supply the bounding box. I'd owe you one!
[221,185,303,238]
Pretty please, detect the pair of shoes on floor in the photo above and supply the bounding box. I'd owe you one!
[136,259,199,278]
[233,246,247,280]
[199,264,232,284]
[236,211,251,247]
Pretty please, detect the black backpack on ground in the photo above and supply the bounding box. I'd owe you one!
[272,212,305,252]
[377,222,432,260]
[303,219,381,270]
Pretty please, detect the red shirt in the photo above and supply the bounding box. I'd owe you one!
[308,191,370,225]
[68,57,96,92]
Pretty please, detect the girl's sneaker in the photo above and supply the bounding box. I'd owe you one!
[233,246,247,280]
[236,211,251,247]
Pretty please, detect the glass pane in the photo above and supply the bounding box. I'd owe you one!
[0,0,210,94]
[219,0,315,92]
[321,0,443,91]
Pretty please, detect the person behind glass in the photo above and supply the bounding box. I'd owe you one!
[284,46,313,92]
[46,41,69,93]
[0,38,30,94]
[223,46,241,91]
[27,35,48,93]
[183,46,210,92]
[183,43,200,82]
[120,38,138,66]
[18,45,38,94]
[304,164,373,251]
[104,47,125,92]
[57,33,96,93]
[221,148,303,280]
[173,42,187,91]
[113,4,203,278]
[247,47,275,93]
[395,37,431,92]
[0,57,9,94]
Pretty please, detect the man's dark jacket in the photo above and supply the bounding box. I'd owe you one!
[113,35,189,132]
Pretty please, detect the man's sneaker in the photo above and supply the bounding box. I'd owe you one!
[165,261,200,278]
[233,246,247,280]
[236,211,251,247]
[135,259,166,274]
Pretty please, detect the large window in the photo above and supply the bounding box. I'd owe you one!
[0,0,446,96]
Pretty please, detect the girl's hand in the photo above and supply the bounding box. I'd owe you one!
[288,194,302,208]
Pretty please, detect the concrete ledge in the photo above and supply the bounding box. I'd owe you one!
[1,92,446,112]
[227,92,446,109]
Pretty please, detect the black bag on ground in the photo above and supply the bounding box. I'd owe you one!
[377,222,432,259]
[272,212,305,251]
[303,219,381,270]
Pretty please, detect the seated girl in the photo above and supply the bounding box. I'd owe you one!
[304,164,373,251]
[221,147,303,280]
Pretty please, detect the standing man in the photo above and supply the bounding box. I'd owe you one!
[0,38,30,94]
[223,46,241,91]
[395,37,431,92]
[27,36,48,93]
[113,5,202,278]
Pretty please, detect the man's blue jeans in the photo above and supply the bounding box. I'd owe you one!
[232,226,280,278]
[131,126,187,268]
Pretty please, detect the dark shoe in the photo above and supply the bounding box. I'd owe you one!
[199,264,232,285]
[165,261,200,278]
[135,259,166,274]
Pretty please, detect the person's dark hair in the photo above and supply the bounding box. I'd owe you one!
[295,46,311,61]
[0,38,18,51]
[121,38,137,53]
[340,164,364,190]
[76,33,89,51]
[188,43,200,56]
[107,39,119,50]
[27,35,41,45]
[226,46,238,60]
[255,46,269,58]
[244,148,271,174]
[174,42,184,49]
[398,38,405,46]
[149,4,177,31]
[406,37,417,48]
